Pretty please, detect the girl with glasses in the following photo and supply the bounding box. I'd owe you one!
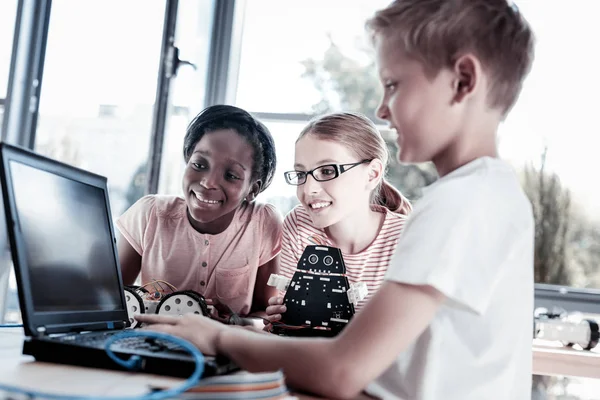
[265,112,412,334]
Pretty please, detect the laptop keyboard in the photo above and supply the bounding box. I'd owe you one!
[52,331,188,354]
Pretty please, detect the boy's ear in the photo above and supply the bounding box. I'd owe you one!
[452,54,480,103]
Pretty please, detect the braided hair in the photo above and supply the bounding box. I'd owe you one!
[183,105,277,194]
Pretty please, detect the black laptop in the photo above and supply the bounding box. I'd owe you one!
[0,142,237,378]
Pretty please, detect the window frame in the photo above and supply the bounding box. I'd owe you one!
[2,0,599,322]
[0,0,237,323]
[0,0,52,323]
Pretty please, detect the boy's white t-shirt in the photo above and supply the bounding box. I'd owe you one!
[366,157,534,400]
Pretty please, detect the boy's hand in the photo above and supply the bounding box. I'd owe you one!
[135,313,225,356]
[263,296,286,331]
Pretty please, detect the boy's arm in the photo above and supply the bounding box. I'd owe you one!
[219,281,444,399]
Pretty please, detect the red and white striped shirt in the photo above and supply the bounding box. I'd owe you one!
[280,205,406,311]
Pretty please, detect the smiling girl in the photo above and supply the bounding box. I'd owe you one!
[265,112,411,331]
[116,105,281,316]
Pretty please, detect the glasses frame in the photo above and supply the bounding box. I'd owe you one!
[284,159,373,186]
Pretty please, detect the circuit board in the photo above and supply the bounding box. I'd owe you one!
[281,245,354,333]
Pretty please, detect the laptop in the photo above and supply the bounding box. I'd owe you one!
[0,142,237,378]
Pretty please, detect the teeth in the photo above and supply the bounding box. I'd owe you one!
[310,202,331,209]
[195,193,220,204]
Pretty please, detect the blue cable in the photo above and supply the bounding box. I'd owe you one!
[0,324,23,328]
[0,330,204,400]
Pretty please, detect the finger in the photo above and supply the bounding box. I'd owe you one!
[266,314,282,323]
[265,304,286,316]
[268,296,283,306]
[135,314,179,325]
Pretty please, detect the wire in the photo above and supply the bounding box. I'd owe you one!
[158,280,178,292]
[307,235,328,245]
[140,279,177,293]
[0,331,204,400]
[154,280,167,293]
[216,302,312,331]
[0,324,22,328]
[269,322,313,330]
[256,315,311,331]
[139,280,160,294]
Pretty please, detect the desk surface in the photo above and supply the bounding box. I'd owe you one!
[0,329,335,399]
[2,329,600,399]
[0,328,189,397]
[533,339,600,380]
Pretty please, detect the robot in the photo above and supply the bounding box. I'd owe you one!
[267,245,368,337]
[533,308,599,350]
[123,280,209,328]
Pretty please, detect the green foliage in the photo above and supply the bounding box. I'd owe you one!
[301,37,381,121]
[301,38,437,202]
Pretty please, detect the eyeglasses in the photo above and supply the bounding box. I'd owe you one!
[284,159,373,186]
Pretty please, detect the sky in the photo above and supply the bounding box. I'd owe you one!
[1,0,600,217]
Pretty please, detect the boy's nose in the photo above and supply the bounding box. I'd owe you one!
[376,101,389,121]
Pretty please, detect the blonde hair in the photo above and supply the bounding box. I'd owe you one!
[366,0,535,116]
[297,112,412,216]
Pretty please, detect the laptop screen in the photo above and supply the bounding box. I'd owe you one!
[9,160,122,313]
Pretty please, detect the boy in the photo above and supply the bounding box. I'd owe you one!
[137,1,535,399]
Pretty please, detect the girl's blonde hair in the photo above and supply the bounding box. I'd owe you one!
[297,112,412,216]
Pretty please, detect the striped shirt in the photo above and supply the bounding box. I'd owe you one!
[280,205,406,311]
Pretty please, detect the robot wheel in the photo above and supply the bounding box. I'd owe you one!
[156,290,210,317]
[124,286,145,328]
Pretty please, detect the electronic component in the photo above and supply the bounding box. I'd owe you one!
[271,245,362,337]
[534,310,599,350]
[267,274,292,292]
[347,282,368,305]
[124,280,210,328]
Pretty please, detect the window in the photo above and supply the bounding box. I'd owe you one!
[34,0,165,218]
[0,0,166,324]
[498,2,600,292]
[235,0,389,115]
[0,0,18,131]
[0,0,18,324]
[254,119,304,215]
[158,0,215,196]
